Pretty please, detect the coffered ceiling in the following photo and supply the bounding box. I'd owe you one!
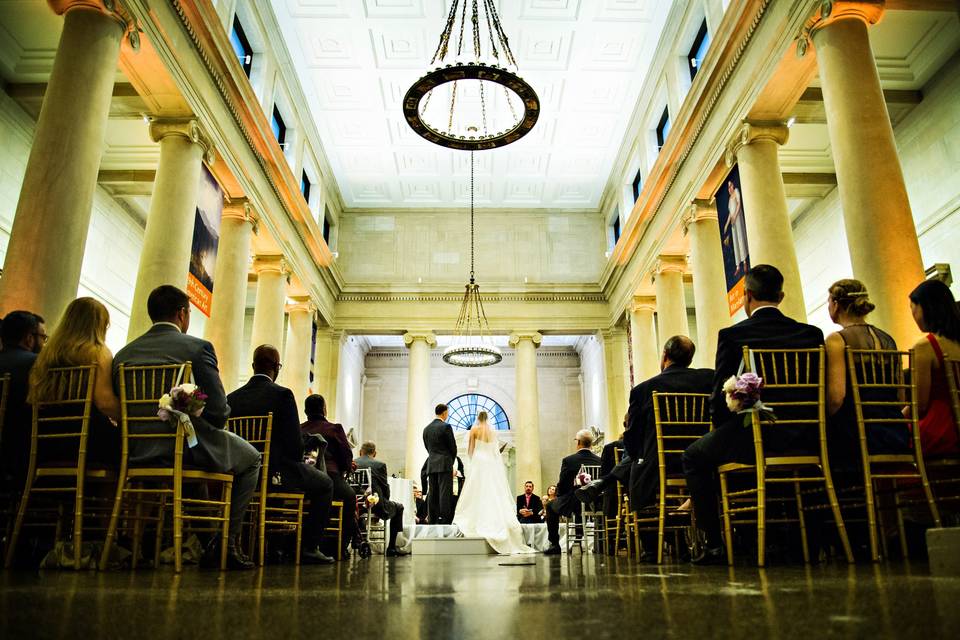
[271,0,674,210]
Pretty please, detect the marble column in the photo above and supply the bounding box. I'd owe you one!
[684,199,730,367]
[509,332,543,491]
[204,200,255,392]
[312,328,342,419]
[810,2,925,348]
[249,255,288,357]
[726,122,806,321]
[127,119,215,339]
[602,327,630,440]
[653,256,690,344]
[629,296,660,384]
[0,1,129,322]
[282,298,313,420]
[404,332,437,479]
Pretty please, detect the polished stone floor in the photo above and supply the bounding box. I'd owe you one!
[2,555,959,639]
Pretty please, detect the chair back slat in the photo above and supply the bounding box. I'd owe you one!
[226,414,273,496]
[846,349,913,455]
[743,346,825,440]
[117,363,193,469]
[652,392,711,482]
[29,366,96,471]
[944,356,960,440]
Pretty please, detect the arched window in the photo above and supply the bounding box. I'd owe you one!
[446,394,510,431]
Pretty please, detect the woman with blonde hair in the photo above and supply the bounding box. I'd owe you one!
[28,297,121,465]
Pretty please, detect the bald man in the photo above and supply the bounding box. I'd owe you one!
[228,345,335,564]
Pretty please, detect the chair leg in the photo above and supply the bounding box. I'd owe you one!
[719,473,734,566]
[258,498,266,568]
[863,467,880,562]
[893,480,909,560]
[220,481,232,571]
[173,481,183,574]
[757,480,767,568]
[295,498,304,565]
[154,494,166,569]
[656,501,665,565]
[823,472,854,564]
[131,494,145,570]
[918,467,942,528]
[73,478,85,571]
[100,478,126,571]
[794,479,810,564]
[4,482,33,569]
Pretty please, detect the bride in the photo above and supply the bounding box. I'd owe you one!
[452,411,535,555]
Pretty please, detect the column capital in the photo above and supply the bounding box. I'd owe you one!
[148,118,216,164]
[252,254,289,278]
[682,198,719,234]
[653,254,687,276]
[600,327,627,340]
[629,295,657,314]
[403,332,437,348]
[800,1,885,56]
[508,331,542,348]
[725,121,789,167]
[285,296,314,315]
[222,197,257,221]
[48,0,140,49]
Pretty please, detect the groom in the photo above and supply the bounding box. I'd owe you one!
[423,403,458,525]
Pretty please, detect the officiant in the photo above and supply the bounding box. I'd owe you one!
[516,481,543,524]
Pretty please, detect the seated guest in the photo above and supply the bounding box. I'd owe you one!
[543,429,602,555]
[354,441,409,556]
[907,279,960,456]
[113,285,260,570]
[227,346,335,564]
[301,393,358,557]
[682,265,825,564]
[575,416,630,505]
[540,484,558,520]
[28,298,121,467]
[824,279,908,465]
[414,485,428,524]
[0,310,45,486]
[516,481,543,524]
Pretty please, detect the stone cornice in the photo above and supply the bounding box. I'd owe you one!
[337,292,607,304]
[725,121,790,166]
[148,117,215,163]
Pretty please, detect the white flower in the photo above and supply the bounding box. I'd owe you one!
[158,393,173,410]
[726,395,740,412]
[179,383,198,395]
[722,376,738,395]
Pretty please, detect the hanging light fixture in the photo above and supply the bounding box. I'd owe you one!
[442,150,502,367]
[403,0,540,150]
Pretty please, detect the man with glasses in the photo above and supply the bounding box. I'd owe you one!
[0,310,46,486]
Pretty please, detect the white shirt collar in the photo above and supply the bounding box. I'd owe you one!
[751,304,780,314]
[251,373,273,381]
[152,322,182,333]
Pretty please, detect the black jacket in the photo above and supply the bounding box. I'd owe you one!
[553,448,602,517]
[227,375,304,474]
[0,347,37,481]
[516,493,543,523]
[422,418,457,474]
[355,453,399,519]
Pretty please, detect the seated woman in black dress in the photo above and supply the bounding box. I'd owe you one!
[27,297,121,467]
[824,279,909,474]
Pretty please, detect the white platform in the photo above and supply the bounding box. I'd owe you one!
[412,536,495,555]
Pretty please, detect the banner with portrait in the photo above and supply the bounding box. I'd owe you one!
[187,165,222,316]
[715,164,750,315]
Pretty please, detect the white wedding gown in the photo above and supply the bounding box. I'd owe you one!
[452,429,535,555]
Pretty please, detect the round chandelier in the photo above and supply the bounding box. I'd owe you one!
[403,0,540,150]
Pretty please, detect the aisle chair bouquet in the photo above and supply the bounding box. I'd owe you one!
[722,372,776,427]
[157,382,207,448]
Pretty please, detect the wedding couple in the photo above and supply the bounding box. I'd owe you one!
[424,405,534,555]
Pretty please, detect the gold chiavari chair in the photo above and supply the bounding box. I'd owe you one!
[226,414,306,566]
[718,347,854,567]
[4,366,116,569]
[324,500,346,559]
[100,364,233,573]
[606,446,636,557]
[847,349,942,561]
[633,392,710,564]
[926,356,960,513]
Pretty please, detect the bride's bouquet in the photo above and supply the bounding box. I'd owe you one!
[722,372,776,427]
[157,382,207,448]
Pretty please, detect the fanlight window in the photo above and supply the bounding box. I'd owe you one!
[447,394,510,431]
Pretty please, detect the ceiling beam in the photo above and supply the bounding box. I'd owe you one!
[886,0,960,11]
[791,87,923,125]
[6,82,149,121]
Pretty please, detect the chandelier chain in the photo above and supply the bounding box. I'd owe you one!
[481,0,500,61]
[471,0,481,60]
[431,0,459,64]
[456,0,468,57]
[470,150,475,283]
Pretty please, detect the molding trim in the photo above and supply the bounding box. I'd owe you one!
[337,292,608,303]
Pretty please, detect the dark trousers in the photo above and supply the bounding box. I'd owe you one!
[331,472,358,552]
[290,464,333,549]
[545,496,580,547]
[375,502,405,550]
[681,422,753,547]
[427,472,453,525]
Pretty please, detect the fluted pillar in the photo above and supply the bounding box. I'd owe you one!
[629,296,660,383]
[204,200,255,392]
[0,1,130,322]
[602,327,630,440]
[282,298,313,420]
[404,332,436,479]
[312,327,342,419]
[249,255,288,357]
[127,119,215,339]
[684,199,730,366]
[653,256,690,344]
[726,122,806,321]
[510,332,543,491]
[809,2,924,347]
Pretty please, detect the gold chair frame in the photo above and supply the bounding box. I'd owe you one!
[227,414,306,566]
[718,347,854,567]
[4,365,116,569]
[634,392,711,564]
[325,500,345,559]
[606,446,636,558]
[101,363,233,572]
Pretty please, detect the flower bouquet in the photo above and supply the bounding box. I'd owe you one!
[723,372,776,427]
[574,470,592,487]
[157,382,208,448]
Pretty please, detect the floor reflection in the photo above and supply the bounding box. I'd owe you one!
[1,555,959,639]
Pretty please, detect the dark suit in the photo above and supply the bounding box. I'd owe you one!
[112,324,260,536]
[682,306,825,546]
[300,415,359,553]
[227,375,334,549]
[546,448,602,546]
[355,454,404,550]
[0,347,37,486]
[516,493,543,523]
[422,418,457,524]
[624,365,714,509]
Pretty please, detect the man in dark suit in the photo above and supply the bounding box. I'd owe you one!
[112,285,260,569]
[516,481,543,523]
[422,403,457,525]
[544,429,602,554]
[0,310,45,487]
[301,393,358,559]
[682,265,825,564]
[227,345,335,564]
[414,486,428,524]
[355,441,409,556]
